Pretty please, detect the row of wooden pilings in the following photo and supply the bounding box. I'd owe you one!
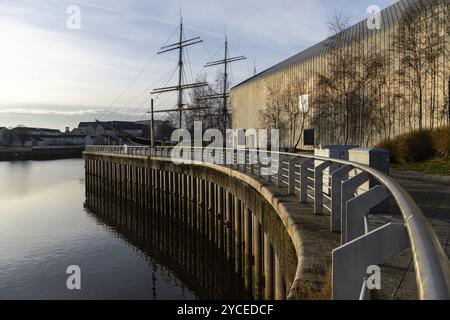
[85,156,289,300]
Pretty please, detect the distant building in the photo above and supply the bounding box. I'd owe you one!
[4,126,92,147]
[70,121,150,146]
[10,127,66,147]
[0,120,160,148]
[72,121,147,138]
[0,127,11,146]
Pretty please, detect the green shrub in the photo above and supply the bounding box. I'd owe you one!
[432,126,450,158]
[377,138,399,163]
[377,127,450,164]
[397,129,435,163]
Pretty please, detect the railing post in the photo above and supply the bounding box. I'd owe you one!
[314,161,330,214]
[345,185,390,243]
[300,159,314,203]
[332,222,409,300]
[288,157,301,195]
[259,152,272,182]
[330,165,352,232]
[247,149,258,176]
[244,149,249,172]
[359,280,370,300]
[276,156,287,188]
[250,151,255,175]
[237,148,245,171]
[230,149,236,169]
[341,172,370,243]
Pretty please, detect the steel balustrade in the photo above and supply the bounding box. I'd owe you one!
[84,145,450,300]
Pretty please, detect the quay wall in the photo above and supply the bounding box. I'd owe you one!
[83,151,339,299]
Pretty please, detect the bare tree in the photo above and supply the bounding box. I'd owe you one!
[258,77,311,149]
[438,0,450,125]
[438,0,450,38]
[392,2,445,130]
[258,81,285,133]
[371,74,401,140]
[280,79,310,148]
[315,13,385,145]
[186,73,222,133]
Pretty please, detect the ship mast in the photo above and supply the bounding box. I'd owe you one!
[202,34,246,133]
[151,16,208,129]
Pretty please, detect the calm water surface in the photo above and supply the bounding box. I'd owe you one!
[0,159,196,299]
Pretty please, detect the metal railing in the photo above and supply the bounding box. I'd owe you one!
[85,145,450,300]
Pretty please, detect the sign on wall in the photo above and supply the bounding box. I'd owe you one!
[299,94,309,113]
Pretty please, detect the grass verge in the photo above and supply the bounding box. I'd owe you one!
[392,157,450,176]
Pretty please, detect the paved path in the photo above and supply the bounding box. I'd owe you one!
[392,171,450,252]
[375,170,450,299]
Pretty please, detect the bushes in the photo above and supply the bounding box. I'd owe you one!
[397,129,435,163]
[377,127,450,163]
[377,138,399,163]
[432,126,450,158]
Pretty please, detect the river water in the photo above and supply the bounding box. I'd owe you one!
[0,159,197,299]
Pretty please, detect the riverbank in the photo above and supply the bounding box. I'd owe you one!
[0,146,84,161]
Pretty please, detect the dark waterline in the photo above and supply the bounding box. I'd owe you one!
[0,159,196,299]
[84,173,251,300]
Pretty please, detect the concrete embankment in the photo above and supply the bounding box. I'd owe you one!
[0,147,84,161]
[84,151,340,299]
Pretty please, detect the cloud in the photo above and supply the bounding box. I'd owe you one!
[72,0,177,28]
[0,108,102,116]
[0,0,397,129]
[0,13,176,108]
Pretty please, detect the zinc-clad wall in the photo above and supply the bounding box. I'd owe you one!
[231,0,449,149]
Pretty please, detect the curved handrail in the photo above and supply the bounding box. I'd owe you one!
[84,145,450,299]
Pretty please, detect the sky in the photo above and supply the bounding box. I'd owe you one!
[0,0,396,130]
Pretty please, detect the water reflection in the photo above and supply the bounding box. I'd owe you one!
[84,161,289,300]
[85,181,250,299]
[0,159,196,300]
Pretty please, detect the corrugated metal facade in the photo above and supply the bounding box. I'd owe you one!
[230,0,449,149]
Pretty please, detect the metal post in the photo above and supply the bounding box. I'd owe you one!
[314,161,330,214]
[331,165,352,232]
[300,159,314,203]
[150,98,155,147]
[223,37,228,133]
[177,18,184,129]
[288,157,301,195]
[333,222,409,299]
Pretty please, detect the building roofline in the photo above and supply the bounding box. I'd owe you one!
[231,0,436,90]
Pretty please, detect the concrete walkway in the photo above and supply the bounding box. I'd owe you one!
[374,170,450,299]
